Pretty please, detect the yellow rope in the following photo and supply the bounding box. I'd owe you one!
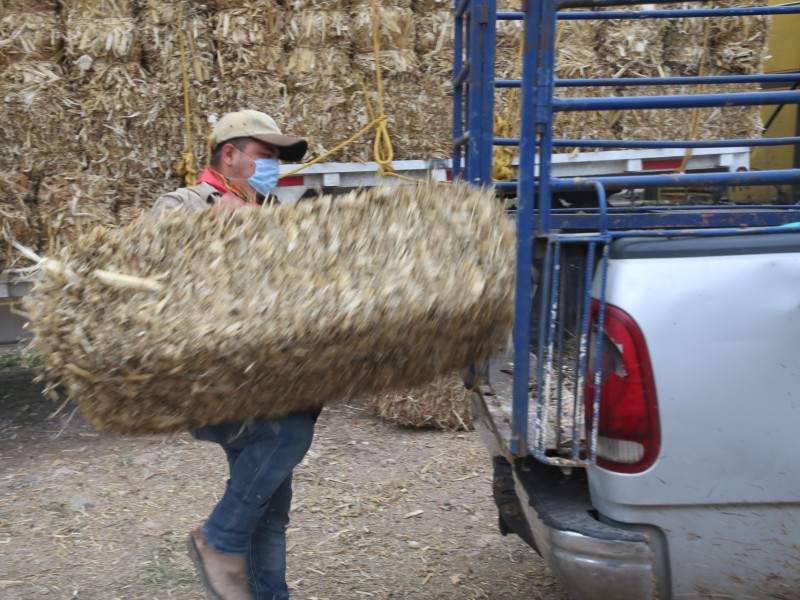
[280,0,444,186]
[175,3,199,187]
[368,0,396,177]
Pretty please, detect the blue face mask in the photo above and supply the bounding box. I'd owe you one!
[247,158,280,197]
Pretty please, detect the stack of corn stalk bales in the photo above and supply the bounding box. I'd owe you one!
[0,0,773,278]
[135,1,217,213]
[0,1,66,175]
[601,1,768,143]
[23,183,515,435]
[0,0,66,267]
[0,174,37,273]
[282,2,360,160]
[345,0,454,161]
[366,371,474,431]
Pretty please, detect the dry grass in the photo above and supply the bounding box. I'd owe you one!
[367,371,474,431]
[22,183,515,435]
[0,363,569,600]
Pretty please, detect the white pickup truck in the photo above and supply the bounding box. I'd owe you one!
[470,229,800,599]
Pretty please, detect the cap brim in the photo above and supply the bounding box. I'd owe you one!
[252,133,308,162]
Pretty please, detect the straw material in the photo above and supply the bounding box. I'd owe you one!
[141,7,217,84]
[352,5,415,55]
[212,3,287,77]
[24,182,515,435]
[367,371,474,431]
[63,16,141,64]
[0,61,73,176]
[0,0,58,10]
[62,0,136,19]
[37,173,120,255]
[284,0,352,9]
[0,11,63,67]
[0,173,38,274]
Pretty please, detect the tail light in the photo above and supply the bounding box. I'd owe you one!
[585,299,660,473]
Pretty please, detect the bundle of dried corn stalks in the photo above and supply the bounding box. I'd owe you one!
[0,10,62,67]
[367,371,473,431]
[0,173,37,273]
[23,182,515,435]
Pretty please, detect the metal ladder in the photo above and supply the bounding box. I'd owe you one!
[453,0,800,466]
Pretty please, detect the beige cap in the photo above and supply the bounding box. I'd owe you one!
[210,110,307,162]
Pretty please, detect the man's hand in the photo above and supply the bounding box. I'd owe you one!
[213,192,255,211]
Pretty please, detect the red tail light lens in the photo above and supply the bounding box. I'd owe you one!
[585,299,660,473]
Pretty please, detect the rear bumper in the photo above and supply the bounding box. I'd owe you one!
[512,459,657,600]
[471,391,658,600]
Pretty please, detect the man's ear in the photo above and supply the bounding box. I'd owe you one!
[220,143,237,167]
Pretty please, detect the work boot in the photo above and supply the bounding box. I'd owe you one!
[187,526,251,600]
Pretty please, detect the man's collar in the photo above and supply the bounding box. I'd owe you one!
[197,167,251,202]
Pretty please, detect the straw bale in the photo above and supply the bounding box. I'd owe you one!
[617,83,763,142]
[0,61,76,175]
[140,9,217,83]
[283,89,358,160]
[367,371,473,431]
[141,0,215,25]
[212,2,286,78]
[285,10,353,47]
[340,73,452,162]
[415,10,452,77]
[37,173,120,255]
[285,47,355,93]
[0,173,38,273]
[0,0,58,10]
[206,73,293,127]
[63,15,140,63]
[284,0,351,8]
[351,5,415,56]
[412,0,452,11]
[62,0,136,18]
[706,1,768,75]
[593,17,668,79]
[24,182,515,435]
[0,11,63,67]
[494,17,524,80]
[351,0,413,10]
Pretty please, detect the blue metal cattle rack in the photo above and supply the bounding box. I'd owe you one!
[453,0,800,466]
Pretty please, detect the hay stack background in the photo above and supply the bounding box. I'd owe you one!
[366,371,473,431]
[0,0,772,274]
[23,183,515,435]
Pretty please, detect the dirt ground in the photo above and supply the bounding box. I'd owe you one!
[0,360,570,600]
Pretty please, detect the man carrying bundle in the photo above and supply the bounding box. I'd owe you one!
[152,110,313,600]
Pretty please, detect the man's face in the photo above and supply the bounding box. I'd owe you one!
[225,138,280,196]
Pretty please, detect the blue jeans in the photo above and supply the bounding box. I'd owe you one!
[192,412,315,600]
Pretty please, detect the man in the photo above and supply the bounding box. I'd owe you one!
[152,110,314,600]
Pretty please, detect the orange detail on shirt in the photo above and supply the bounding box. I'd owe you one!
[197,167,251,203]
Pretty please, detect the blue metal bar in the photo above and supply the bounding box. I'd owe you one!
[559,0,722,9]
[452,0,465,182]
[554,90,800,112]
[455,0,469,18]
[546,210,800,231]
[551,168,800,191]
[499,5,800,20]
[465,0,496,185]
[536,0,559,234]
[453,61,471,89]
[493,136,800,149]
[509,0,539,457]
[492,137,800,149]
[496,73,800,88]
[560,5,800,19]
